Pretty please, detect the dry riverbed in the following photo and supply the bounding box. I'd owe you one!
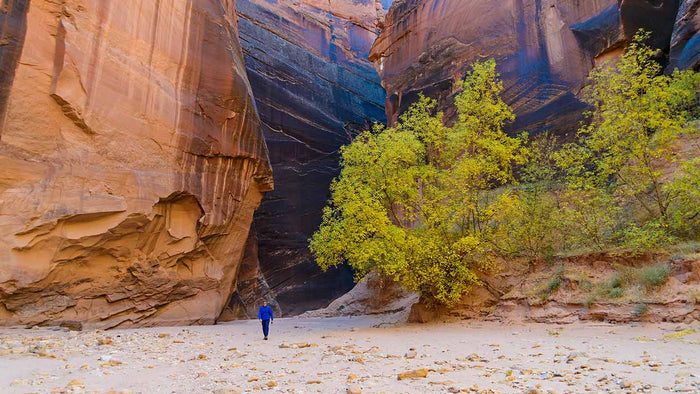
[1,317,699,393]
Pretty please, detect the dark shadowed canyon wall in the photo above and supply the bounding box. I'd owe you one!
[0,0,30,134]
[232,0,389,316]
[370,0,683,135]
[0,0,272,329]
[231,0,697,317]
[670,0,700,70]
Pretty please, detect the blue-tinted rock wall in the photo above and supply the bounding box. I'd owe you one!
[235,0,388,315]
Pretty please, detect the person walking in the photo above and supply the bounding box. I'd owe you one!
[258,300,274,340]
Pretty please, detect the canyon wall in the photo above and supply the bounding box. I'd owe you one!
[0,0,272,329]
[233,0,388,315]
[1,0,694,326]
[670,0,700,70]
[370,0,683,133]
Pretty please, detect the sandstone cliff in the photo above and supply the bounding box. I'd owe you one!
[670,0,700,70]
[370,0,683,133]
[0,0,272,329]
[233,0,388,315]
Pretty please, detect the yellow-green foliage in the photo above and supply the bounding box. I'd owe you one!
[664,328,697,340]
[637,264,670,289]
[608,263,669,293]
[634,303,649,316]
[666,157,700,237]
[555,31,700,250]
[688,290,700,305]
[309,60,528,306]
[539,266,565,302]
[310,32,700,306]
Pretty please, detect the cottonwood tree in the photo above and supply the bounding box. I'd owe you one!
[556,31,700,248]
[309,60,528,306]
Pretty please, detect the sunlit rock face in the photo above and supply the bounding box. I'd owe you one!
[235,0,388,315]
[371,0,682,135]
[669,0,700,70]
[0,0,272,329]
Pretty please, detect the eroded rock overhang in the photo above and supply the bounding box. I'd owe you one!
[0,0,272,329]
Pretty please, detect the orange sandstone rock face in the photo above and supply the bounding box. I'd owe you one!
[0,0,272,329]
[370,0,682,134]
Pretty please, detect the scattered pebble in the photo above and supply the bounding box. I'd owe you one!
[0,319,697,392]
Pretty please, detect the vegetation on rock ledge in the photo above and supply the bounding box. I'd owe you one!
[311,32,700,306]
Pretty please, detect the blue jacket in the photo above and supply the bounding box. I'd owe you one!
[258,305,274,321]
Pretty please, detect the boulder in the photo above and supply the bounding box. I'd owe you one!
[301,273,419,320]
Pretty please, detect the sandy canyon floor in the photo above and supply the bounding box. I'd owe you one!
[1,317,699,393]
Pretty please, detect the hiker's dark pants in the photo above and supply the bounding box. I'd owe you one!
[261,319,270,337]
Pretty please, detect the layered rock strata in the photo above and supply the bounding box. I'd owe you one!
[458,255,700,325]
[0,0,272,329]
[327,255,700,325]
[371,0,683,133]
[235,0,388,314]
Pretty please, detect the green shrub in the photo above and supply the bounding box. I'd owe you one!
[621,222,676,253]
[609,263,669,293]
[539,267,565,302]
[638,264,670,289]
[596,274,625,299]
[579,279,593,292]
[608,287,624,298]
[676,241,700,256]
[634,303,649,316]
[546,277,562,293]
[606,275,623,289]
[584,294,596,308]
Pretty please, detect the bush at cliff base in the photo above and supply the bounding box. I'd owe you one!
[309,60,528,306]
[310,32,700,307]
